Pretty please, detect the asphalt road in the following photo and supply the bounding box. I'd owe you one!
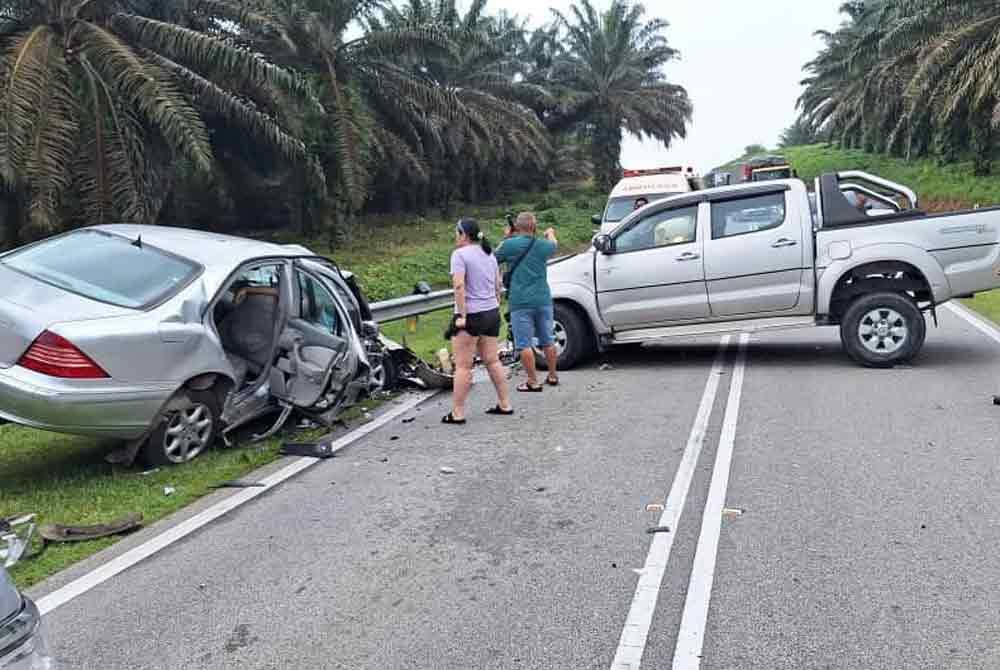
[36,306,1000,669]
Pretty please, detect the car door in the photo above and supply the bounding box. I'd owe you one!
[703,189,806,317]
[270,264,358,410]
[595,203,709,328]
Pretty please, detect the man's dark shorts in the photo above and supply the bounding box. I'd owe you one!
[464,308,501,337]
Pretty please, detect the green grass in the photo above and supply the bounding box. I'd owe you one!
[0,186,600,588]
[786,144,1000,208]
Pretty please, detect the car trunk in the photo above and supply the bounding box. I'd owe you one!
[0,265,132,368]
[0,568,20,623]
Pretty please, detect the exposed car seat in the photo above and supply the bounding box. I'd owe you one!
[219,287,279,386]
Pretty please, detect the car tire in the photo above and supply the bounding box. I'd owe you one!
[142,390,221,467]
[535,303,593,371]
[371,352,398,392]
[840,292,926,368]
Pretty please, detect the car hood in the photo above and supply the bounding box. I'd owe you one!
[0,568,20,623]
[547,249,595,286]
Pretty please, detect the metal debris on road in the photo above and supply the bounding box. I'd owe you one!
[722,507,745,517]
[139,468,160,477]
[645,503,665,513]
[600,363,614,371]
[646,526,671,534]
[439,467,456,475]
[402,417,416,424]
[163,486,176,496]
[281,441,336,458]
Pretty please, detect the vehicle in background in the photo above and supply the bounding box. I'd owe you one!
[545,170,1000,369]
[742,155,796,182]
[593,166,701,234]
[0,227,389,466]
[1,516,54,669]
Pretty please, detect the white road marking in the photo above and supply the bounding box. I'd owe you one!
[672,333,750,670]
[610,336,731,670]
[36,389,439,616]
[944,301,1000,346]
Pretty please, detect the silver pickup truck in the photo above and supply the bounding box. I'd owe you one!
[545,171,1000,368]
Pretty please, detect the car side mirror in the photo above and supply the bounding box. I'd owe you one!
[1,514,35,568]
[593,234,614,255]
[591,214,602,228]
[361,320,380,339]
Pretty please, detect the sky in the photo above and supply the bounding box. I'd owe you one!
[499,0,845,172]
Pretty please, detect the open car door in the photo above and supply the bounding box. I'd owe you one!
[268,261,361,419]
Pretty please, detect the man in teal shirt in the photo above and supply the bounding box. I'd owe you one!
[495,212,559,390]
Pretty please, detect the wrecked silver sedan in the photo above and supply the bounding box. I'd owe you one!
[0,225,384,465]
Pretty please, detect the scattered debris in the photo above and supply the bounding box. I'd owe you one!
[211,480,265,489]
[611,562,618,568]
[377,457,389,463]
[600,363,614,371]
[297,419,318,429]
[163,486,176,496]
[402,417,416,424]
[139,468,160,477]
[993,395,1000,406]
[437,349,453,374]
[439,466,456,475]
[920,524,927,530]
[646,526,671,534]
[722,507,745,517]
[281,441,336,458]
[535,486,547,492]
[390,436,400,441]
[39,513,143,543]
[645,503,665,513]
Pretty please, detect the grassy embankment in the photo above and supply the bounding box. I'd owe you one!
[0,186,602,588]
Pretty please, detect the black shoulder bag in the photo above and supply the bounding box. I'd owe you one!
[502,237,536,291]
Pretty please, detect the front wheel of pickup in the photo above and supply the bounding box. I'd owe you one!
[840,292,926,368]
[534,303,594,371]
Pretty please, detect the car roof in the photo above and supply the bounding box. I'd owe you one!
[88,225,314,268]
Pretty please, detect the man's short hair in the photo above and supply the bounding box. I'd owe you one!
[515,212,537,234]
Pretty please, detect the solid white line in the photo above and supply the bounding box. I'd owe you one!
[610,335,731,670]
[672,333,750,670]
[943,301,1000,346]
[36,389,439,616]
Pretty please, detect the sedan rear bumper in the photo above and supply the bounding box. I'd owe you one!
[0,365,175,440]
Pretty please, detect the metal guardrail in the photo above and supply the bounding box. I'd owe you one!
[370,289,455,323]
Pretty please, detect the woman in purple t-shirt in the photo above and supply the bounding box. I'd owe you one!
[443,218,513,424]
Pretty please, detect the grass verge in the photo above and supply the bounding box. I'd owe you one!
[1,186,600,588]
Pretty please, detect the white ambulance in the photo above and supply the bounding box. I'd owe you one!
[592,166,701,234]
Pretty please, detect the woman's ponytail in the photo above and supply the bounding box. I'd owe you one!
[457,217,492,255]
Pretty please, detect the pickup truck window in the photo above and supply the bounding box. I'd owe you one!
[615,206,698,253]
[711,192,786,239]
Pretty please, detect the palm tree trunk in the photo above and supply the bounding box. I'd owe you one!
[972,105,994,177]
[592,114,622,192]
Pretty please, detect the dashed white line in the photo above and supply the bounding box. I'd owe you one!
[36,389,439,616]
[610,336,731,670]
[672,333,750,670]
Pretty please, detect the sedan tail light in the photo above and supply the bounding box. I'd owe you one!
[17,331,109,379]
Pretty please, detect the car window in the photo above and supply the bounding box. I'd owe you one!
[297,271,341,335]
[1,230,199,309]
[604,192,678,223]
[711,192,786,239]
[615,206,698,253]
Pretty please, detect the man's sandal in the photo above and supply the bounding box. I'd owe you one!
[485,405,515,416]
[516,383,544,393]
[441,413,467,425]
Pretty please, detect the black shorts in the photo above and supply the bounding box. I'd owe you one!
[464,309,501,338]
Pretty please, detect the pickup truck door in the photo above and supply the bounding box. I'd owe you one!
[595,203,709,327]
[703,189,807,316]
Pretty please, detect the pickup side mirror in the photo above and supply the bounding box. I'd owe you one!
[593,234,614,255]
[591,214,603,228]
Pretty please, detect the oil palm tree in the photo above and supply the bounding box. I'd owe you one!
[549,0,692,191]
[0,0,316,242]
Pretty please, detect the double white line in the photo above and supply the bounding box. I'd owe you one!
[610,333,750,670]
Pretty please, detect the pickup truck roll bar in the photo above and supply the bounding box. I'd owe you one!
[819,171,921,229]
